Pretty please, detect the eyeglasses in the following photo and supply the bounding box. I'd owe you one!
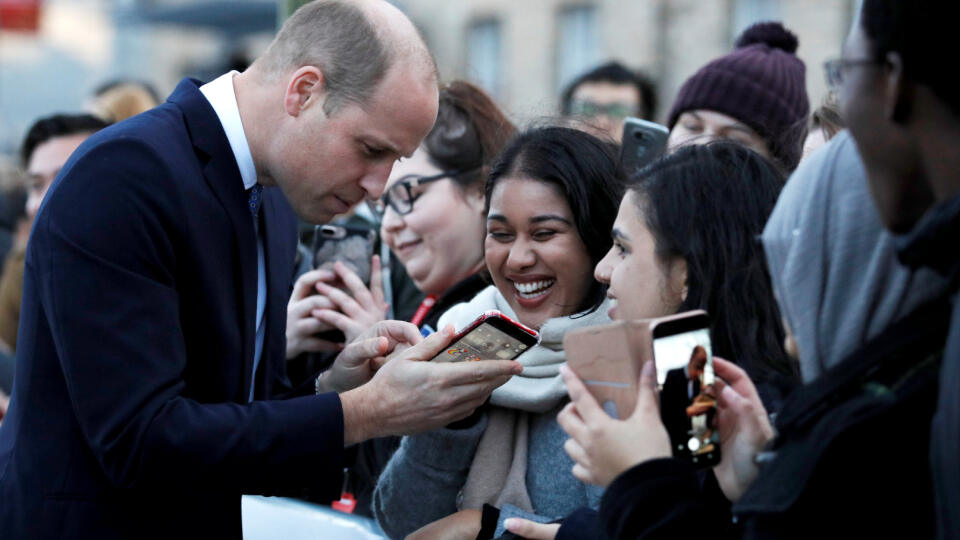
[569,99,635,120]
[367,170,466,217]
[823,57,877,89]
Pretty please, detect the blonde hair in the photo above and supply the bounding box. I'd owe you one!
[90,83,159,122]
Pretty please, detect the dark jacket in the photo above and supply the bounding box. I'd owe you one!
[593,299,948,539]
[0,79,345,539]
[895,193,960,540]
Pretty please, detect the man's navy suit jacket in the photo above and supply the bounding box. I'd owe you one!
[0,79,346,538]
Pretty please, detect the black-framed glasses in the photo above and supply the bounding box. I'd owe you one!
[823,57,877,89]
[367,170,465,217]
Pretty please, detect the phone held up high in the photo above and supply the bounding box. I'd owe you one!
[311,224,377,286]
[432,310,539,363]
[310,224,377,343]
[649,310,720,468]
[620,117,670,176]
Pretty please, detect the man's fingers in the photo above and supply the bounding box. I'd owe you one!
[504,518,560,540]
[298,337,345,354]
[340,336,388,367]
[375,320,423,349]
[559,365,607,423]
[440,360,523,385]
[402,325,458,362]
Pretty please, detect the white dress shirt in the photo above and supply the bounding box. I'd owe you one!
[200,71,267,402]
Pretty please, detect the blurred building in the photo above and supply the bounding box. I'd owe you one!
[401,0,860,124]
[2,0,858,155]
[0,0,275,154]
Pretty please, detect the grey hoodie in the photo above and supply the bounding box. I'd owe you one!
[761,131,946,383]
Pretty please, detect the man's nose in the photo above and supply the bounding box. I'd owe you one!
[361,161,396,200]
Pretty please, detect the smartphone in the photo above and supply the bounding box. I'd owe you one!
[310,224,377,343]
[564,320,652,419]
[432,310,539,363]
[311,224,377,286]
[621,117,669,175]
[650,310,720,468]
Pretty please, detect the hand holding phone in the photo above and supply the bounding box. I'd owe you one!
[651,310,720,468]
[432,310,539,363]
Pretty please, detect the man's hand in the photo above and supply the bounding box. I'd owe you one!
[315,320,423,394]
[557,362,671,488]
[339,325,522,446]
[504,518,559,539]
[407,509,482,540]
[286,268,341,359]
[312,257,389,344]
[711,357,774,502]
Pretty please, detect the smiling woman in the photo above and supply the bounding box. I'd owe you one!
[373,126,624,539]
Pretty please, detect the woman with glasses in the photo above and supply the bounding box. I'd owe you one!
[299,81,515,516]
[304,81,515,345]
[373,126,622,539]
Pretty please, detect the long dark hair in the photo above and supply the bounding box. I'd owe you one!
[486,126,624,314]
[631,142,798,394]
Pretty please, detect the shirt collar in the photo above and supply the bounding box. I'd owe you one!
[199,71,258,190]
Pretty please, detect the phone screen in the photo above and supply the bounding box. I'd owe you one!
[435,321,533,363]
[653,326,720,466]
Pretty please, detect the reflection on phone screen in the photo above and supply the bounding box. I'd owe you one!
[653,328,719,463]
[441,323,530,362]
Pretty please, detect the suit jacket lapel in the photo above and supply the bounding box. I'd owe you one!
[258,188,298,398]
[169,78,258,402]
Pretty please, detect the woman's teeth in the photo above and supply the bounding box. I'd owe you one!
[514,280,555,299]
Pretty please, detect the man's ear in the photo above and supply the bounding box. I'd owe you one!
[884,52,913,125]
[283,66,326,118]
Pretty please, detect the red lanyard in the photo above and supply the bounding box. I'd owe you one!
[410,294,437,327]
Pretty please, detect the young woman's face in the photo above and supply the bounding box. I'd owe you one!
[485,177,595,329]
[594,191,686,321]
[380,147,486,295]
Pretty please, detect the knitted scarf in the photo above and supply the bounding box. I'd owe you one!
[437,285,612,512]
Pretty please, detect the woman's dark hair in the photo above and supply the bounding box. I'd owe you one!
[631,142,798,395]
[423,81,516,195]
[486,126,624,314]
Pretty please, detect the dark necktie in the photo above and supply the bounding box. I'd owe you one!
[248,184,263,218]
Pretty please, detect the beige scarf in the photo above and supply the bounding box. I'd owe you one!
[437,286,612,511]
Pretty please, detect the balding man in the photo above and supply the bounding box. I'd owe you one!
[0,1,520,538]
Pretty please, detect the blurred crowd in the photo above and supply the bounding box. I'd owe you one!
[0,1,957,539]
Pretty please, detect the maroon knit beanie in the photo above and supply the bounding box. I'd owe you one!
[667,22,810,169]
